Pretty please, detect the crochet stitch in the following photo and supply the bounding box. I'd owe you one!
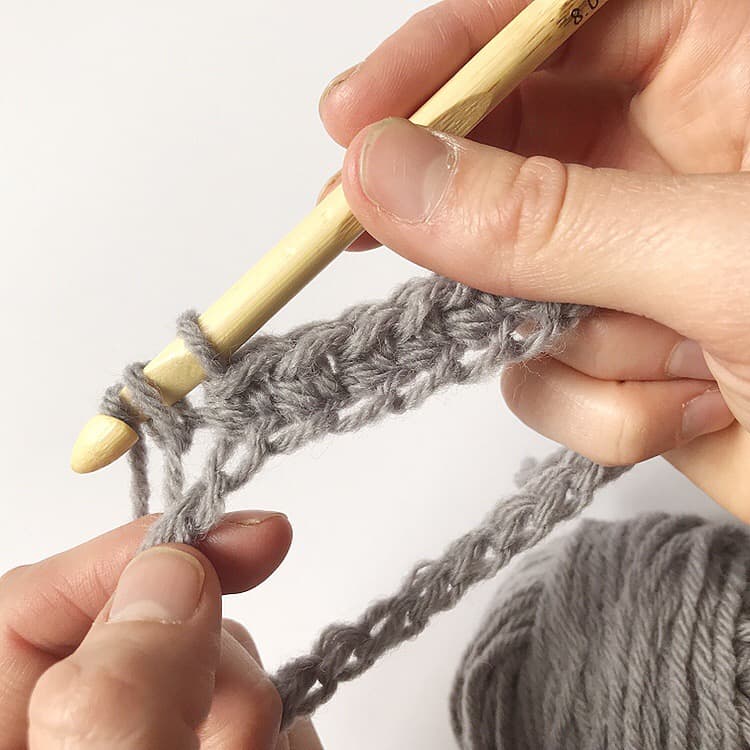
[101,275,590,548]
[101,274,613,726]
[100,275,750,747]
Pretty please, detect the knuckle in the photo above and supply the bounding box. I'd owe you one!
[505,156,568,251]
[410,4,444,30]
[484,156,569,293]
[222,617,252,640]
[602,397,653,466]
[501,364,657,468]
[253,672,283,727]
[223,618,261,661]
[410,2,481,52]
[570,313,612,377]
[0,565,29,598]
[0,566,34,620]
[30,658,152,743]
[200,673,281,749]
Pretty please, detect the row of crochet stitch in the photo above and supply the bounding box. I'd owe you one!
[101,274,625,726]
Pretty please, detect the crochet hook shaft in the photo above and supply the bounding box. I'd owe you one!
[72,0,612,474]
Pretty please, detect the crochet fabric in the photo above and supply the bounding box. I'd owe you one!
[100,275,652,732]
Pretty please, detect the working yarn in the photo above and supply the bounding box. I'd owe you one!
[100,272,749,744]
[452,513,750,750]
[101,274,591,548]
[102,274,617,726]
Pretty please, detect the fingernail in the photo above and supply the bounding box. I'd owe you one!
[108,547,205,624]
[316,171,342,204]
[667,339,713,380]
[320,63,360,104]
[359,118,457,223]
[681,387,731,442]
[223,510,288,528]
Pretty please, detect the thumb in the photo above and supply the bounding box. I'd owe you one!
[28,546,225,749]
[341,118,750,359]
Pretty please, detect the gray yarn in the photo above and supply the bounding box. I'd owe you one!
[451,513,750,750]
[273,448,626,725]
[101,275,590,548]
[97,271,750,745]
[100,274,623,726]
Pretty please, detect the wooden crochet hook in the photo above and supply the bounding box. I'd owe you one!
[72,0,611,474]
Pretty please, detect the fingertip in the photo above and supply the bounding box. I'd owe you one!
[222,618,261,662]
[347,234,381,252]
[316,170,342,205]
[319,64,362,147]
[340,119,387,215]
[680,386,735,444]
[500,360,539,419]
[500,358,738,467]
[201,511,292,594]
[341,117,462,256]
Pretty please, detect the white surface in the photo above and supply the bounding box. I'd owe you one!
[0,2,732,748]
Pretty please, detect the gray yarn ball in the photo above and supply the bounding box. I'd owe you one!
[451,514,750,750]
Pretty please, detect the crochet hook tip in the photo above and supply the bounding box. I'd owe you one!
[71,415,139,474]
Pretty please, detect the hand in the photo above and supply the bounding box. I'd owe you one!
[317,0,750,519]
[0,512,323,749]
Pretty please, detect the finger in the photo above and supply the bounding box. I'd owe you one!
[221,618,262,661]
[340,118,750,353]
[665,422,750,522]
[319,0,689,147]
[553,310,714,382]
[500,357,735,466]
[200,622,324,750]
[28,546,254,749]
[272,717,324,750]
[465,74,660,170]
[0,510,291,747]
[1,509,290,653]
[286,719,325,750]
[201,511,292,595]
[207,622,324,750]
[699,352,750,438]
[325,66,666,172]
[198,626,282,750]
[320,71,673,240]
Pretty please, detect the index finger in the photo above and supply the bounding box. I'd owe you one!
[319,0,684,147]
[0,510,290,659]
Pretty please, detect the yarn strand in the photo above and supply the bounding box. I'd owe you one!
[96,273,750,746]
[101,276,589,548]
[100,274,620,728]
[273,449,626,725]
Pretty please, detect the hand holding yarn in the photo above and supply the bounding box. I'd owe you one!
[0,512,321,749]
[318,0,750,518]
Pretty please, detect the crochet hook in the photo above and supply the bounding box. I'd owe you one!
[72,0,612,474]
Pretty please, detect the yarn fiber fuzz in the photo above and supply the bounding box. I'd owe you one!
[98,273,750,746]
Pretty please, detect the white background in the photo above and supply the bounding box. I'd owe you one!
[0,2,733,748]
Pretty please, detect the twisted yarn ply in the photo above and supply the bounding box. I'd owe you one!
[100,273,749,745]
[452,514,750,750]
[101,275,590,549]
